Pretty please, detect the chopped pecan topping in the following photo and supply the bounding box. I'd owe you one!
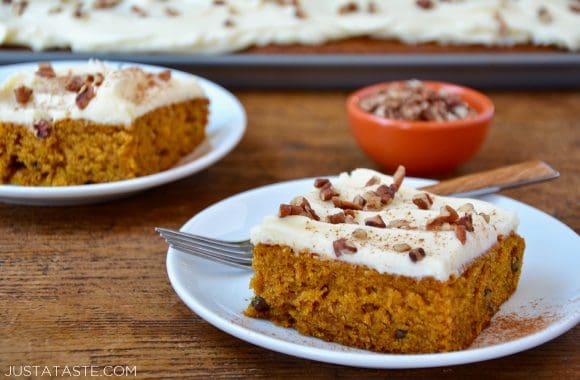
[362,191,382,211]
[344,214,356,224]
[537,6,553,23]
[93,73,104,86]
[426,205,459,230]
[439,222,454,231]
[314,178,330,188]
[298,197,320,221]
[319,182,339,201]
[415,0,434,10]
[73,3,85,18]
[33,119,52,139]
[93,0,121,9]
[367,2,377,13]
[49,5,63,14]
[213,0,225,4]
[327,212,346,224]
[279,204,305,217]
[75,84,95,110]
[332,196,363,210]
[393,243,411,252]
[409,247,426,262]
[343,209,357,224]
[353,195,366,208]
[365,176,380,186]
[457,214,474,232]
[375,184,397,204]
[386,219,411,229]
[279,197,319,221]
[294,7,306,18]
[65,75,85,92]
[427,205,475,243]
[412,193,433,210]
[224,18,235,27]
[165,6,180,16]
[131,5,147,17]
[479,212,491,223]
[158,70,172,81]
[455,225,467,244]
[14,85,32,104]
[351,228,368,240]
[35,63,55,78]
[457,203,475,214]
[569,3,580,13]
[359,80,477,122]
[364,214,386,228]
[333,238,357,257]
[12,0,27,15]
[392,165,405,190]
[338,2,358,14]
[66,73,104,92]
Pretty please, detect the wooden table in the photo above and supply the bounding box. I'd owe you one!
[1,90,578,379]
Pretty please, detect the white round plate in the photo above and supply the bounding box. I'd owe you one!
[0,61,246,206]
[167,177,580,369]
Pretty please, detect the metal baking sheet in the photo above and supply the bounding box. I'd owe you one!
[0,49,578,89]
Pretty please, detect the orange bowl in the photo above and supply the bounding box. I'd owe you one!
[346,81,494,175]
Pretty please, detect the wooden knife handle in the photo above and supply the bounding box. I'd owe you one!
[420,160,559,196]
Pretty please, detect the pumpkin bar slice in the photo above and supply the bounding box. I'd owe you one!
[0,61,208,186]
[245,167,525,353]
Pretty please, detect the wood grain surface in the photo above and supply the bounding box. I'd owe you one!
[1,89,578,379]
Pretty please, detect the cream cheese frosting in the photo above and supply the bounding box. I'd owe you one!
[0,61,205,129]
[250,168,519,282]
[0,0,578,53]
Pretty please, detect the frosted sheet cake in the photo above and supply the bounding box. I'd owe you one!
[245,167,525,353]
[0,61,208,186]
[0,0,578,53]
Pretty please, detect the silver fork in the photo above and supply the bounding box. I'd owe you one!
[156,160,558,270]
[156,227,253,270]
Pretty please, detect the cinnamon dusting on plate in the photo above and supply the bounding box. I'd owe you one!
[471,310,559,348]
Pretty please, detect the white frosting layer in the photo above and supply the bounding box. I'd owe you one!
[0,61,205,128]
[0,0,578,52]
[251,169,519,282]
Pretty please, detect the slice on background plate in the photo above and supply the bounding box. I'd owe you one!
[0,61,246,206]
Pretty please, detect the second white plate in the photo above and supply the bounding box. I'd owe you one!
[166,177,580,369]
[0,61,246,206]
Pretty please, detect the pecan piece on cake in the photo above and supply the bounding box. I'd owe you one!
[35,63,56,78]
[14,86,33,104]
[327,211,346,224]
[75,84,96,110]
[426,205,459,230]
[332,196,363,211]
[413,193,433,210]
[364,214,386,228]
[409,247,426,262]
[333,238,358,257]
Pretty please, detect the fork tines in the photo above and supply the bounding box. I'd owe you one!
[156,227,253,270]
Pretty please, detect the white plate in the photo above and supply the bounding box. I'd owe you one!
[0,61,246,206]
[166,177,580,369]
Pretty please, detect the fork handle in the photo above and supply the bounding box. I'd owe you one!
[420,160,559,197]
